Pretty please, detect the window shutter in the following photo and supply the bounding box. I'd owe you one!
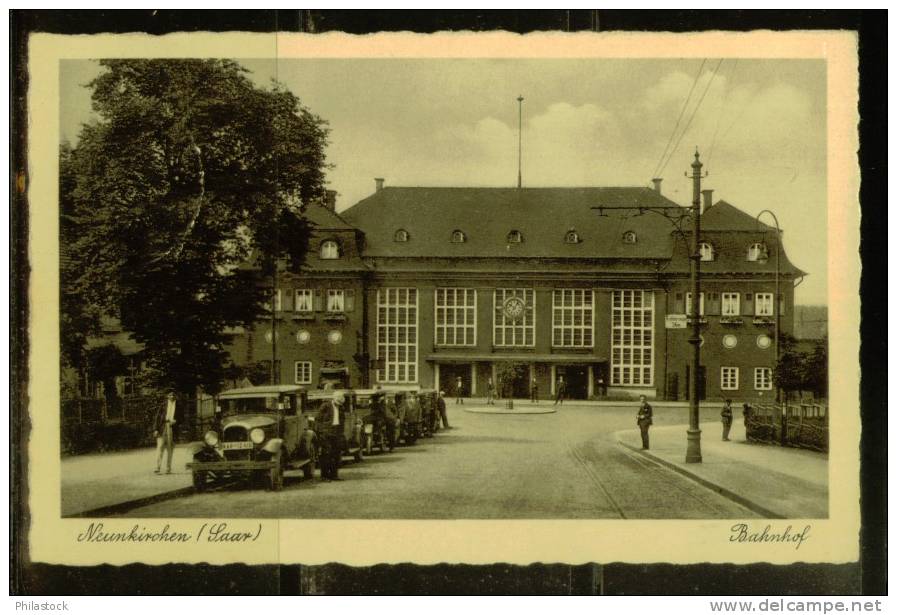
[744,293,754,316]
[313,289,325,312]
[674,292,684,314]
[345,289,355,312]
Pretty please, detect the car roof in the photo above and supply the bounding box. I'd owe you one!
[306,388,354,399]
[219,384,304,399]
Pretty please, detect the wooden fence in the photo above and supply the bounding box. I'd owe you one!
[61,395,217,455]
[745,402,828,453]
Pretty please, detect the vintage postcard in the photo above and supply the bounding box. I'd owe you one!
[23,30,859,566]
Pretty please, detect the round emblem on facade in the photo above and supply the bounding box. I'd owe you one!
[757,334,772,349]
[503,296,526,321]
[264,329,278,343]
[327,330,343,345]
[296,330,311,344]
[722,334,738,349]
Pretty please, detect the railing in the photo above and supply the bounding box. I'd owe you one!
[745,402,828,453]
[61,395,217,455]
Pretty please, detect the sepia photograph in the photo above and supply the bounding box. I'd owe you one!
[17,28,864,572]
[56,54,830,522]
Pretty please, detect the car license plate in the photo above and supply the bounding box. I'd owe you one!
[221,441,253,450]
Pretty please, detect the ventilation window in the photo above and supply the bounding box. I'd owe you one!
[565,230,580,244]
[320,240,340,259]
[747,242,769,262]
[507,230,523,244]
[451,230,467,243]
[699,242,715,261]
[394,229,409,242]
[622,231,637,244]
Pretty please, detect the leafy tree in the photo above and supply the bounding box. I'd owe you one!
[495,362,528,399]
[63,60,329,395]
[84,343,128,405]
[803,337,828,400]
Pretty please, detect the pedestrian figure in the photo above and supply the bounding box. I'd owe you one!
[436,390,450,429]
[721,398,734,441]
[554,376,566,406]
[485,378,496,405]
[316,390,346,481]
[153,391,178,474]
[530,376,539,403]
[455,376,464,405]
[636,394,653,450]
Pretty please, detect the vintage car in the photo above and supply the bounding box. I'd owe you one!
[418,388,439,437]
[304,389,364,462]
[187,385,316,492]
[355,389,395,454]
[388,389,422,445]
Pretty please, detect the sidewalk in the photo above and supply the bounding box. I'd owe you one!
[454,398,689,409]
[615,421,828,518]
[61,444,195,517]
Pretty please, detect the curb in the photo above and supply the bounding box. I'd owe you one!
[68,486,196,518]
[616,437,785,519]
[463,406,557,415]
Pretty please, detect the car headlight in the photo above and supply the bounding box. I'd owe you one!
[250,428,266,444]
[204,431,219,447]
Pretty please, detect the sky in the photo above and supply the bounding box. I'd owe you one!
[60,58,827,305]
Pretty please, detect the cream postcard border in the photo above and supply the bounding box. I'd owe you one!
[25,31,860,566]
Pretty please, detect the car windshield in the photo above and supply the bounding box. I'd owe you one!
[221,394,296,416]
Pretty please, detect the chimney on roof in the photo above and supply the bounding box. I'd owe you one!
[651,178,663,194]
[323,190,337,212]
[701,189,714,213]
[375,177,385,193]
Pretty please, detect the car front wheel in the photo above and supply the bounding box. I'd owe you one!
[192,470,208,493]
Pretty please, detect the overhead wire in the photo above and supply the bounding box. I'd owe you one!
[650,59,707,181]
[656,57,725,178]
[706,58,739,168]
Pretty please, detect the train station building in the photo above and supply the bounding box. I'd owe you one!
[229,177,804,402]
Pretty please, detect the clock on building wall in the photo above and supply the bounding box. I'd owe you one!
[503,296,526,321]
[327,330,343,345]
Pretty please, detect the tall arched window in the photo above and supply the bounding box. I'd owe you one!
[320,240,340,259]
[699,242,715,261]
[622,231,637,244]
[394,229,409,242]
[507,230,523,243]
[451,230,466,243]
[564,230,580,244]
[747,242,768,262]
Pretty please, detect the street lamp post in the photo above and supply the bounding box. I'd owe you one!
[684,150,706,464]
[591,150,707,464]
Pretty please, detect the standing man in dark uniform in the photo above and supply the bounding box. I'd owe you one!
[636,394,653,450]
[436,390,449,429]
[554,376,567,406]
[316,390,346,481]
[530,376,539,403]
[721,398,734,441]
[153,391,179,474]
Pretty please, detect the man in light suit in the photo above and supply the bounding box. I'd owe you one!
[153,391,179,474]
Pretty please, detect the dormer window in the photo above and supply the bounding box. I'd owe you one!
[394,229,409,242]
[565,230,580,244]
[699,242,715,261]
[320,240,340,259]
[747,242,769,262]
[507,230,523,244]
[622,231,637,244]
[451,230,466,243]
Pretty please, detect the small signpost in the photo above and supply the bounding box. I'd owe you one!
[665,314,688,329]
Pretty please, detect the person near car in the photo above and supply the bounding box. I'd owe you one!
[636,394,653,450]
[721,398,734,441]
[485,378,496,406]
[455,376,464,405]
[436,390,450,429]
[316,390,346,481]
[153,390,179,474]
[553,376,566,406]
[530,376,539,403]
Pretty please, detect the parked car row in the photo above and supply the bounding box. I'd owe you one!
[187,385,442,492]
